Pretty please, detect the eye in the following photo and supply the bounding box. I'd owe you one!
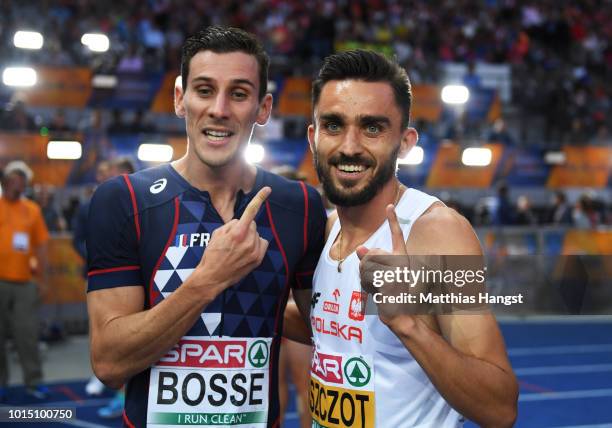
[196,86,213,96]
[365,124,382,134]
[324,122,341,133]
[231,90,248,100]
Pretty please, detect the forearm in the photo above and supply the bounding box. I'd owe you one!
[282,300,312,345]
[91,279,217,388]
[396,319,517,427]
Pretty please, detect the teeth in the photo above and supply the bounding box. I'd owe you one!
[204,130,231,140]
[338,164,365,172]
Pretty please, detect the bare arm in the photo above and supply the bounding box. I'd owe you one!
[401,312,517,427]
[88,187,272,388]
[88,277,218,388]
[282,297,312,345]
[360,205,518,427]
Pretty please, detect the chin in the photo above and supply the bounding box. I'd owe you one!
[197,151,242,169]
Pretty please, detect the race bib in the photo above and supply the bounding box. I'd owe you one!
[147,337,272,427]
[12,232,29,252]
[309,350,375,428]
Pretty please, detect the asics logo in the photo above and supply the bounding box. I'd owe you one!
[150,178,167,194]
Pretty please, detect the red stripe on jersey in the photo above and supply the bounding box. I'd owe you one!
[122,174,141,242]
[265,199,292,405]
[299,181,309,254]
[122,410,136,428]
[149,196,180,306]
[88,265,140,277]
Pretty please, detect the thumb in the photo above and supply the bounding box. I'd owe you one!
[356,245,370,260]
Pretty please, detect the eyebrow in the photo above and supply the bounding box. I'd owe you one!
[318,113,391,127]
[319,113,345,123]
[358,115,391,127]
[191,76,256,89]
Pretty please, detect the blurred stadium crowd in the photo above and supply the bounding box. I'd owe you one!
[1,0,610,144]
[0,0,610,230]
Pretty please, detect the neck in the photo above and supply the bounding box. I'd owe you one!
[172,155,257,222]
[336,178,402,245]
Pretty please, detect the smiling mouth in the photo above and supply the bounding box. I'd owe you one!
[203,129,234,141]
[336,164,367,173]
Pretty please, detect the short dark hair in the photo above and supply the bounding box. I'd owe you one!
[181,26,269,100]
[112,157,136,175]
[312,50,412,129]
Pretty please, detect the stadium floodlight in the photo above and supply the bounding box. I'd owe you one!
[397,146,424,165]
[461,147,492,166]
[47,141,82,160]
[2,67,37,87]
[245,143,265,164]
[81,33,110,52]
[138,144,173,162]
[92,74,118,88]
[441,85,470,105]
[544,151,566,165]
[13,31,44,50]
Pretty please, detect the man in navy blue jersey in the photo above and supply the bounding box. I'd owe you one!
[86,26,325,427]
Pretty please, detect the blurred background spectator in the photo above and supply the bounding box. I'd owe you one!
[0,0,607,147]
[1,99,37,132]
[548,191,573,225]
[33,185,66,232]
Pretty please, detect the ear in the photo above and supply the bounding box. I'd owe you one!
[398,127,418,159]
[307,123,316,153]
[174,75,185,118]
[255,93,273,125]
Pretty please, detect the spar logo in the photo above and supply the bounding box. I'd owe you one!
[174,232,210,248]
[311,351,343,384]
[248,340,269,368]
[158,340,246,368]
[348,291,366,321]
[344,357,371,387]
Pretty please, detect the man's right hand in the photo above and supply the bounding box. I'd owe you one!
[193,186,271,294]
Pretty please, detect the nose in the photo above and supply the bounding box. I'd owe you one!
[338,125,363,157]
[208,93,230,119]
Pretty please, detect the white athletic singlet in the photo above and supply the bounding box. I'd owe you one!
[310,188,464,428]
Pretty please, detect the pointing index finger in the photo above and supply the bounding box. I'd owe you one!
[239,186,271,227]
[387,204,406,254]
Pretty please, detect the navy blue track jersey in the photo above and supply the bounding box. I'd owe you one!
[86,164,325,428]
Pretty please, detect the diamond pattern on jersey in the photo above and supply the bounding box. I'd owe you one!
[221,207,287,338]
[201,313,222,335]
[150,192,287,338]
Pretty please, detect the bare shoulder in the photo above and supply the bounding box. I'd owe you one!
[406,203,481,255]
[325,210,338,240]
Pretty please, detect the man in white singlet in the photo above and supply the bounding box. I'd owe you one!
[305,50,518,427]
